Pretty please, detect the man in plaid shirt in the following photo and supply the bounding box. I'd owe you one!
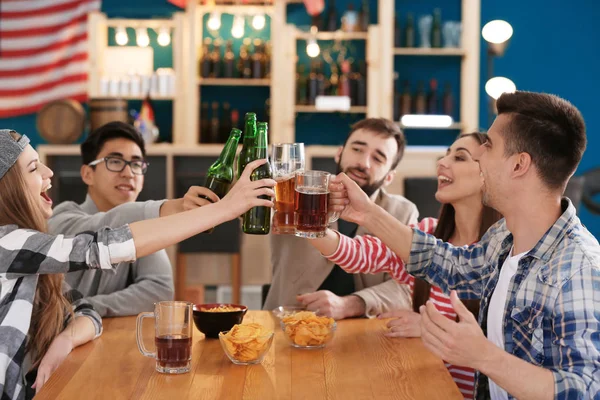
[329,91,599,399]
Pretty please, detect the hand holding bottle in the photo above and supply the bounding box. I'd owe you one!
[219,159,276,220]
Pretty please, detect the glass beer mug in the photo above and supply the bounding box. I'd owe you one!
[271,143,305,234]
[136,301,193,374]
[294,170,340,239]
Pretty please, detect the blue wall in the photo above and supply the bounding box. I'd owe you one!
[1,0,598,236]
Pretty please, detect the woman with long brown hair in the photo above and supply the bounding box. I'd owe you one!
[0,129,275,400]
[305,132,501,399]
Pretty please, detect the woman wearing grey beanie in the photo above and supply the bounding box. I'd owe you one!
[0,129,275,400]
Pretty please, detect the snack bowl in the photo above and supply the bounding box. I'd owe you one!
[219,326,274,365]
[271,305,307,320]
[279,312,337,349]
[192,303,247,338]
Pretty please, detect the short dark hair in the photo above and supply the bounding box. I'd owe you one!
[81,121,146,165]
[344,118,406,170]
[496,91,586,190]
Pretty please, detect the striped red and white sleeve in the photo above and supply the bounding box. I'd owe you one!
[326,218,438,284]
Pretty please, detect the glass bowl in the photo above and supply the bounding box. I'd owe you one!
[218,330,274,365]
[280,318,337,349]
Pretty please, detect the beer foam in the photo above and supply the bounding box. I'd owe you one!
[295,186,329,195]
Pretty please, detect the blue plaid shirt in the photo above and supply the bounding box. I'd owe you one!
[406,199,600,400]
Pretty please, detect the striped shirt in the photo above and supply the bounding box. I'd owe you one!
[0,223,136,400]
[406,199,600,399]
[327,217,475,400]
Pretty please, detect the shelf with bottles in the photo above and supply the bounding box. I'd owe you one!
[198,78,270,86]
[393,8,462,52]
[393,47,464,56]
[394,78,458,129]
[295,105,367,114]
[198,37,271,83]
[295,29,369,41]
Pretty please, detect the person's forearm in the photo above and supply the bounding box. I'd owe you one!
[476,343,554,400]
[341,295,366,318]
[159,198,184,217]
[130,201,234,258]
[308,229,341,256]
[60,316,97,349]
[362,204,414,262]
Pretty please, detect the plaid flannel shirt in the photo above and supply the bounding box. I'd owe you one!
[0,224,136,400]
[406,199,600,400]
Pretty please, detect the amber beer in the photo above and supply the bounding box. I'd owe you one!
[155,335,192,369]
[273,174,296,234]
[295,186,329,236]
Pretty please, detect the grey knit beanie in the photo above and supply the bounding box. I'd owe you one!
[0,130,30,180]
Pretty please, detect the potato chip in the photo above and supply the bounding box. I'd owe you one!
[281,311,335,347]
[220,323,274,364]
[202,305,243,312]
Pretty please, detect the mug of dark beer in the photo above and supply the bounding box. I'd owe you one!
[136,301,193,374]
[294,170,340,239]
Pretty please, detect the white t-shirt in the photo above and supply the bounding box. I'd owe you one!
[487,248,527,400]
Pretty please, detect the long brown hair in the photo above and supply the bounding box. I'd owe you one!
[0,131,72,369]
[411,132,502,319]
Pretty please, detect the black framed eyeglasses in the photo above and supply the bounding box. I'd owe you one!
[88,157,149,175]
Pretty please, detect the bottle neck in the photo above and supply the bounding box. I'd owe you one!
[221,133,241,165]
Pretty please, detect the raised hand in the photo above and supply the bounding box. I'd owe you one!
[182,186,220,210]
[220,159,276,220]
[328,173,375,225]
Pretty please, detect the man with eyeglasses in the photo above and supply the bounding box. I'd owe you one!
[48,121,216,317]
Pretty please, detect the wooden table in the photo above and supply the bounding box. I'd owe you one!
[37,311,462,399]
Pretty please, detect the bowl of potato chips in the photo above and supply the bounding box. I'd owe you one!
[280,311,337,349]
[193,303,248,338]
[219,323,274,365]
[271,306,307,320]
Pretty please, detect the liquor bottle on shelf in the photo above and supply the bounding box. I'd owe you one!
[316,61,326,97]
[210,102,220,143]
[307,62,318,105]
[202,128,242,233]
[211,38,222,78]
[220,102,232,143]
[394,14,401,48]
[342,3,359,32]
[297,64,308,105]
[443,82,454,118]
[359,0,369,32]
[325,0,337,32]
[329,64,339,96]
[200,102,210,143]
[264,41,272,79]
[231,109,240,131]
[400,80,412,118]
[223,39,236,78]
[414,81,427,114]
[427,79,439,114]
[431,8,442,48]
[200,38,212,78]
[338,60,351,98]
[355,61,367,106]
[240,38,252,79]
[237,112,257,179]
[242,122,272,235]
[405,13,415,47]
[393,73,400,122]
[251,39,264,79]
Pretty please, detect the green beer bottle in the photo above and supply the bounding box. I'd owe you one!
[203,128,241,233]
[236,112,257,179]
[242,122,272,235]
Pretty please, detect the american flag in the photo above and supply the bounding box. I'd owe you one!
[0,0,100,118]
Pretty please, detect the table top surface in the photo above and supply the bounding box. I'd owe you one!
[37,311,462,400]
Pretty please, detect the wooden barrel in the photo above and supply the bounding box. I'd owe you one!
[89,98,129,132]
[36,99,85,144]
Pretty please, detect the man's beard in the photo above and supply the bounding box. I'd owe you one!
[336,162,387,198]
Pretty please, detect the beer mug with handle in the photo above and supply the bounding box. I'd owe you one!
[294,170,340,239]
[136,301,193,374]
[271,143,305,234]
